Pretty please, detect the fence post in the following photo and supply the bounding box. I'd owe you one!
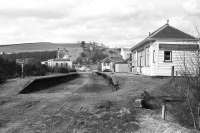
[162,103,166,120]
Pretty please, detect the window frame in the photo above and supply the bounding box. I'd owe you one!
[164,51,172,62]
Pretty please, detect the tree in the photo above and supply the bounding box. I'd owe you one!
[175,26,200,129]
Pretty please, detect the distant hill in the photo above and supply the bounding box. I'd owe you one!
[0,42,81,53]
[0,42,83,61]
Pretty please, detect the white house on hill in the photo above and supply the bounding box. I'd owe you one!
[130,22,199,76]
[41,48,73,69]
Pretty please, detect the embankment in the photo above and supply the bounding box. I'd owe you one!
[19,73,80,94]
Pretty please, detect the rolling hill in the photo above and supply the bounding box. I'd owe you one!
[0,42,83,61]
[0,42,82,53]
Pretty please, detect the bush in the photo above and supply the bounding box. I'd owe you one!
[0,57,19,83]
[0,72,6,83]
[48,67,76,73]
[23,63,48,76]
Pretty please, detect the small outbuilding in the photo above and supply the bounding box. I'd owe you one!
[101,56,129,72]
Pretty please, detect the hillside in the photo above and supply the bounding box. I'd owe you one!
[75,43,121,65]
[0,42,83,61]
[0,42,82,53]
[0,42,122,63]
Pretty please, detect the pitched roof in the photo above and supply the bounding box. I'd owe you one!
[131,23,197,51]
[102,56,124,63]
[53,59,71,61]
[150,24,196,39]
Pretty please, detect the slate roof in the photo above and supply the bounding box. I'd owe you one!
[102,56,124,63]
[131,23,198,51]
[53,59,71,61]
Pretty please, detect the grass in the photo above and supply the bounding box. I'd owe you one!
[0,73,199,133]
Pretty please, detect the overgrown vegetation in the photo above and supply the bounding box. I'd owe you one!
[152,50,200,129]
[1,51,57,62]
[178,53,200,129]
[0,57,20,83]
[0,55,76,83]
[75,42,108,65]
[23,63,49,76]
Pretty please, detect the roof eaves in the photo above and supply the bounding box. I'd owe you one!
[130,24,168,52]
[130,38,155,51]
[148,24,169,38]
[102,57,111,63]
[109,57,124,62]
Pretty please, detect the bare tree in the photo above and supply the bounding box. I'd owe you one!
[176,26,200,129]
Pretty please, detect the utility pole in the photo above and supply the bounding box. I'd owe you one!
[16,59,25,78]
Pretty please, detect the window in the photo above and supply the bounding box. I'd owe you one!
[61,63,63,67]
[153,50,155,63]
[137,52,142,66]
[164,51,172,62]
[145,47,149,66]
[141,50,145,67]
[56,63,58,67]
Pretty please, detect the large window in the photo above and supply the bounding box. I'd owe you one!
[164,51,172,62]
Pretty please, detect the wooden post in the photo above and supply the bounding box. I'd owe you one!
[162,103,166,120]
[171,66,174,77]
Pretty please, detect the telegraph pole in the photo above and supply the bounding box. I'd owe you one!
[16,59,25,78]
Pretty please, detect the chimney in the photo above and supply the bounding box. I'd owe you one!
[167,19,169,25]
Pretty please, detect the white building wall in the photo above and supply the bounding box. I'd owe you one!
[155,41,199,76]
[157,50,198,76]
[115,64,129,72]
[131,40,199,76]
[44,60,73,68]
[131,42,159,76]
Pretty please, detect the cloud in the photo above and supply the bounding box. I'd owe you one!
[0,9,67,19]
[0,0,199,47]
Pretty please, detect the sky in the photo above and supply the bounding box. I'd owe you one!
[0,0,200,48]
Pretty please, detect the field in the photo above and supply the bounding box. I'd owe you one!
[0,73,198,133]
